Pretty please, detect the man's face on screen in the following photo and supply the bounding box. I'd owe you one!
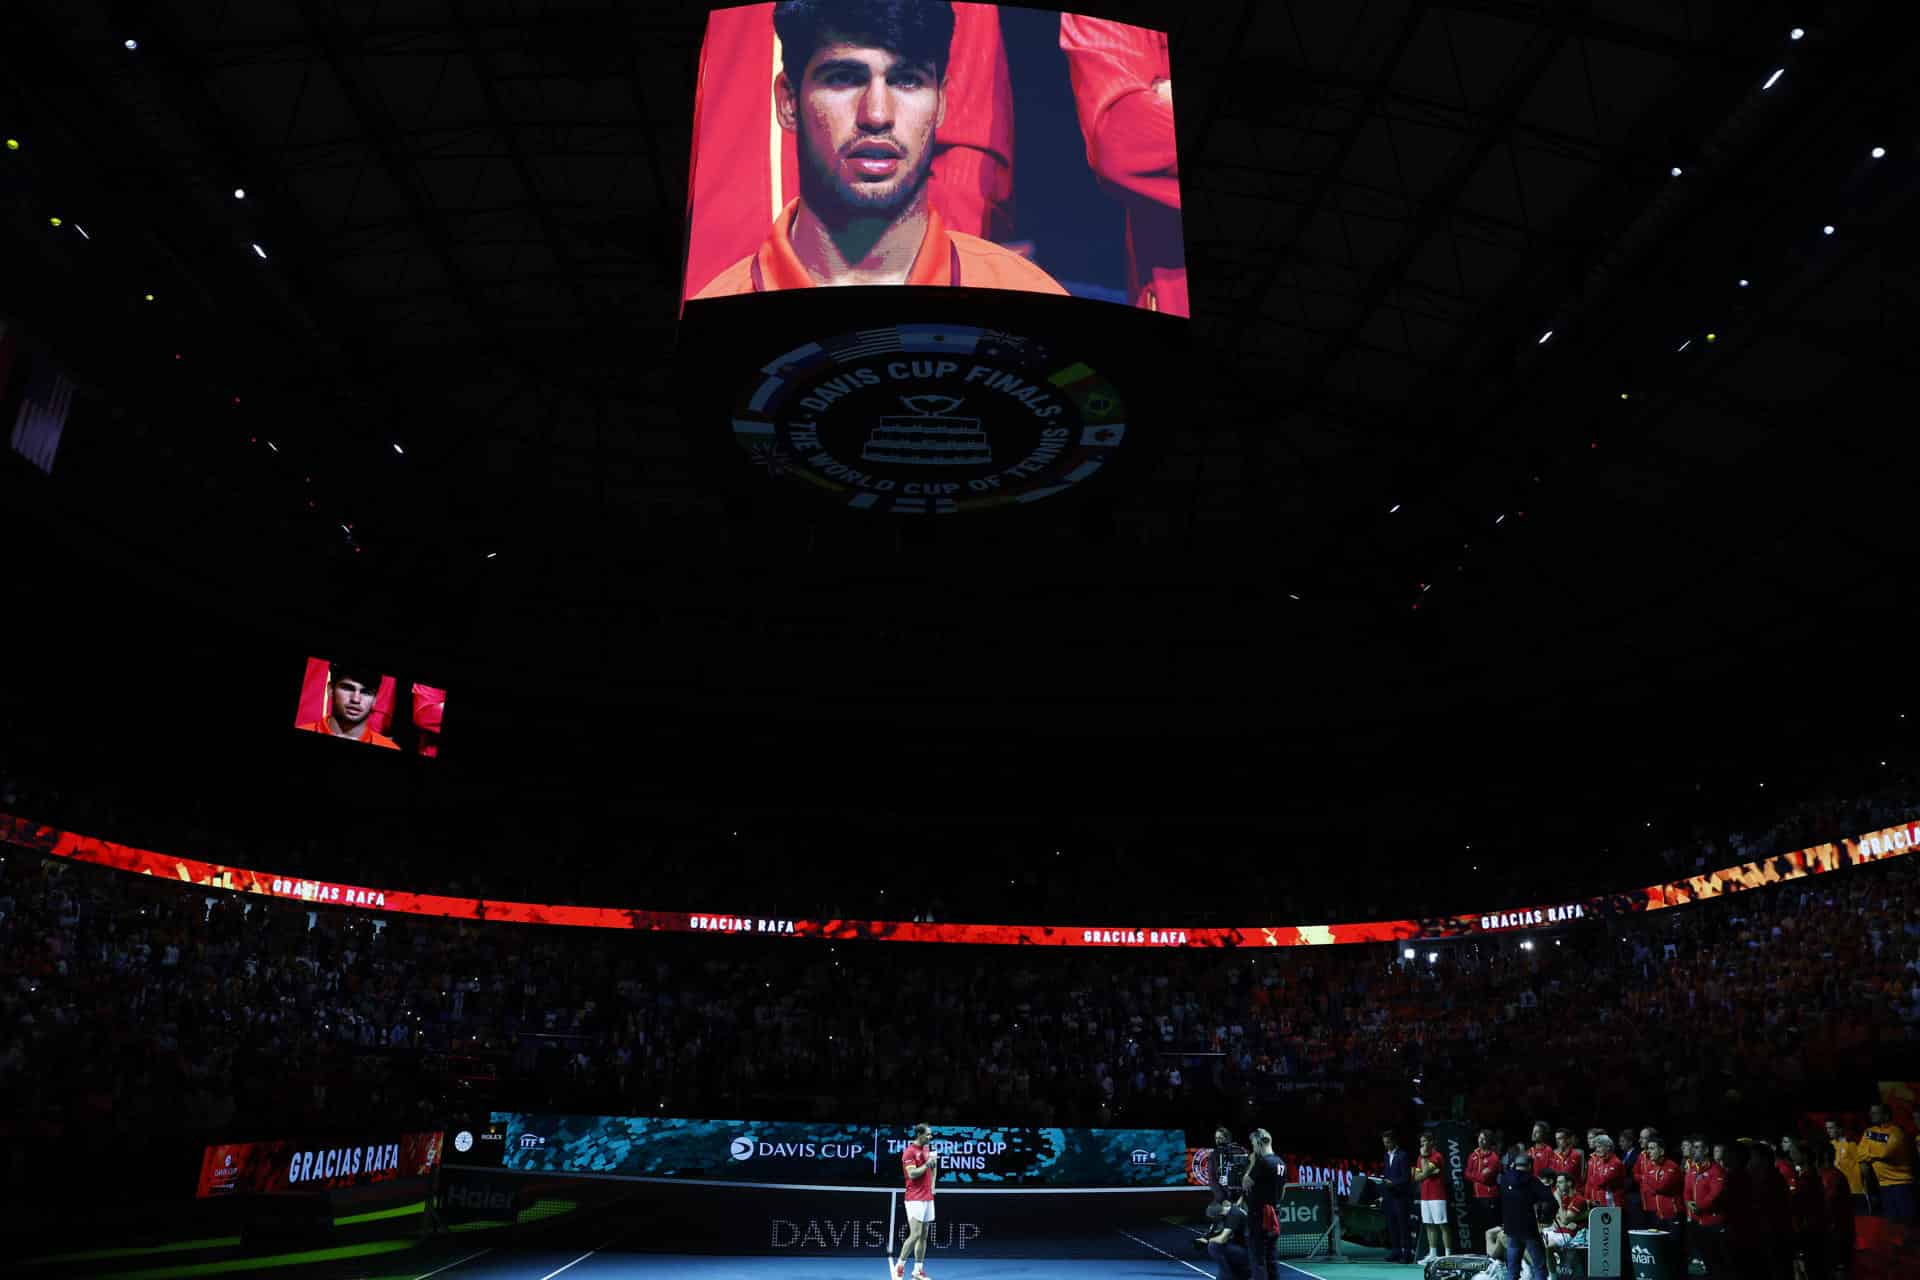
[783,39,944,221]
[331,678,377,726]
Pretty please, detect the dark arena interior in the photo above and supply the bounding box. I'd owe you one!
[1,1,1917,1278]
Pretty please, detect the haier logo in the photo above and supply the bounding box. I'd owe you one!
[446,1184,514,1211]
[1130,1150,1158,1164]
[518,1134,545,1150]
[731,1136,756,1161]
[1272,1203,1321,1225]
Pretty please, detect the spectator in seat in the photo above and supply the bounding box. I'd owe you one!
[1586,1135,1629,1209]
[1468,1129,1504,1246]
[1639,1135,1685,1233]
[1816,1143,1856,1276]
[1859,1102,1914,1224]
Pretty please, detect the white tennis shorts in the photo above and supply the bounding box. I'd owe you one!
[905,1199,936,1224]
[1420,1200,1449,1225]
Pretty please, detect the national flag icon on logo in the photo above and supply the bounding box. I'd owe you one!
[1081,424,1125,447]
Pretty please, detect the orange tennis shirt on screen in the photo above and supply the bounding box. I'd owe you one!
[692,198,1066,297]
[684,2,1014,304]
[296,719,401,750]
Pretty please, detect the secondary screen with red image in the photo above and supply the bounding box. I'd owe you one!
[684,3,1185,314]
[295,658,446,757]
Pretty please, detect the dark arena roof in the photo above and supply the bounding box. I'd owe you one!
[1,0,1916,920]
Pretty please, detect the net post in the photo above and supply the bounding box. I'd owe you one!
[887,1189,897,1258]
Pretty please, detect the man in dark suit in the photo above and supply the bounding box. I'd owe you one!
[1498,1154,1556,1280]
[1382,1129,1415,1263]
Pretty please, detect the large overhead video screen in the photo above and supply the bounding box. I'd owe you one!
[684,3,1185,314]
[294,657,446,757]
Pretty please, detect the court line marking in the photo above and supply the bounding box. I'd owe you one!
[1277,1262,1332,1280]
[537,1236,619,1280]
[1117,1228,1213,1278]
[412,1248,492,1280]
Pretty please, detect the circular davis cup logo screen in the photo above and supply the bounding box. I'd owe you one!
[732,324,1126,514]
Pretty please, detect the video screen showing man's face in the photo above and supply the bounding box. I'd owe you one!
[294,656,401,751]
[684,2,1186,314]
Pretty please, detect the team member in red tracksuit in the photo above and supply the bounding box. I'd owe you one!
[1690,1143,1731,1278]
[1817,1144,1856,1275]
[1790,1150,1829,1280]
[1056,14,1186,316]
[1749,1143,1792,1280]
[683,1,1014,302]
[1638,1136,1686,1232]
[1467,1129,1504,1246]
[1548,1129,1586,1189]
[1527,1122,1557,1186]
[1586,1135,1629,1208]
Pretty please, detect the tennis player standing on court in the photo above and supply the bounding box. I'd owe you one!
[895,1123,940,1279]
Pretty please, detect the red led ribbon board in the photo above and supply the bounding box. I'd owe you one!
[2,812,1914,948]
[196,1131,443,1197]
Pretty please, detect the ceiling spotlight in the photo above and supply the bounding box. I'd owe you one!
[1822,224,1835,236]
[266,441,279,452]
[1706,332,1718,342]
[1870,146,1886,159]
[1389,503,1401,513]
[1788,27,1805,40]
[486,551,498,559]
[143,293,155,302]
[4,138,19,151]
[251,241,268,259]
[1670,166,1683,177]
[1763,67,1785,90]
[392,442,405,455]
[74,225,89,240]
[1619,392,1630,400]
[1537,330,1553,344]
[123,38,139,51]
[1403,948,1415,960]
[1737,278,1750,287]
[1494,514,1506,524]
[1676,339,1692,352]
[1426,952,1438,963]
[1288,593,1301,601]
[47,216,62,228]
[233,187,247,200]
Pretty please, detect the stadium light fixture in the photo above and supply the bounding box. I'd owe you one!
[1520,940,1534,951]
[1870,146,1886,159]
[392,442,404,454]
[485,551,496,559]
[143,293,154,302]
[1763,68,1785,90]
[1789,27,1805,40]
[1677,339,1692,352]
[1426,952,1438,963]
[1670,166,1683,178]
[74,225,89,240]
[4,138,18,151]
[48,216,61,228]
[1403,948,1416,960]
[1822,224,1835,236]
[1706,332,1718,343]
[1738,278,1750,287]
[234,187,247,200]
[251,241,268,259]
[124,38,139,51]
[1537,330,1553,344]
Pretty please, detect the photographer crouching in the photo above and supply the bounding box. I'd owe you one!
[1201,1186,1252,1280]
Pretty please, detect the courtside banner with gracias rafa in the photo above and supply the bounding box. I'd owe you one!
[6,811,1917,949]
[492,1115,1186,1187]
[195,1132,443,1197]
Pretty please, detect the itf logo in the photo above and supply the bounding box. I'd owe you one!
[730,1136,756,1162]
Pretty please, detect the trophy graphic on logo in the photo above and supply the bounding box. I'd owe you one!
[862,394,992,467]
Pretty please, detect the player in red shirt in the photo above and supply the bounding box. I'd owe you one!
[894,1122,939,1280]
[1057,14,1186,315]
[1637,1136,1685,1229]
[1413,1131,1449,1263]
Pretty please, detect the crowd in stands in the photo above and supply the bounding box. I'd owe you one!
[3,802,1917,1178]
